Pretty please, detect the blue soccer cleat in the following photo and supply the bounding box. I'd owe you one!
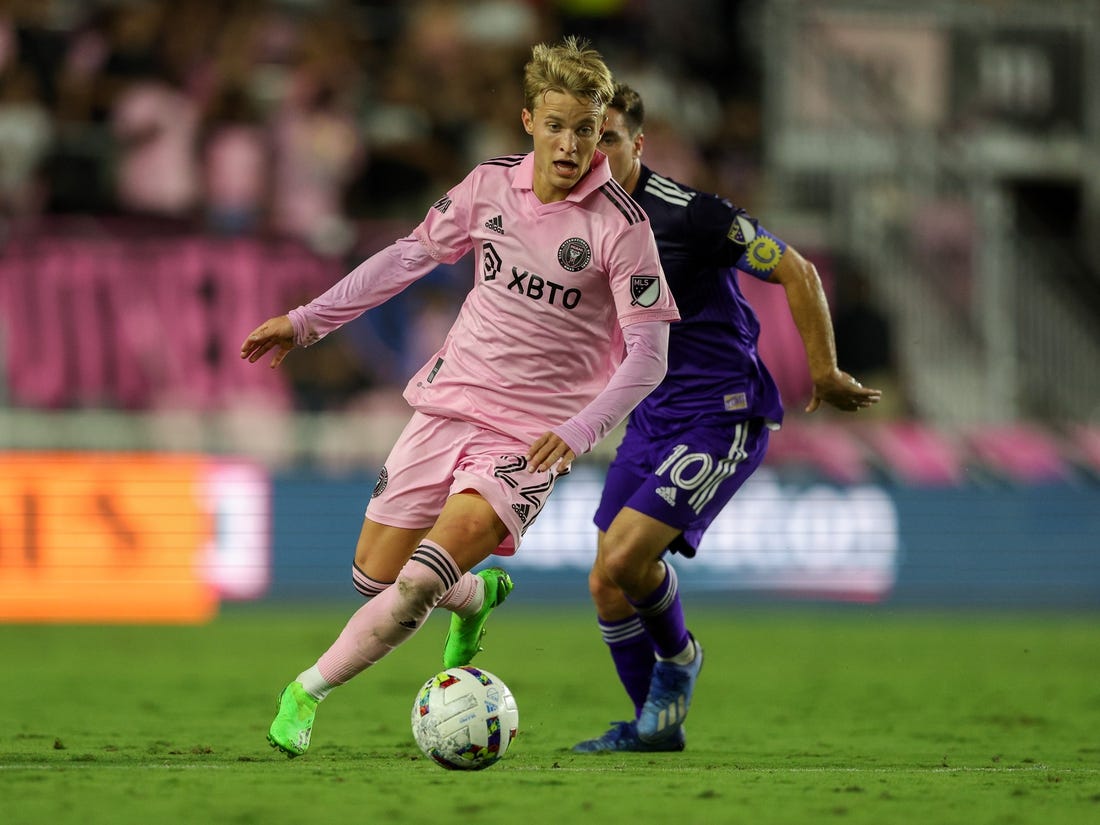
[572,720,685,753]
[637,635,703,744]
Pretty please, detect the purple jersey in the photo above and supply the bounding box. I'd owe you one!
[627,166,786,433]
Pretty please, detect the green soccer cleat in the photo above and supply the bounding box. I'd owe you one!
[267,681,318,758]
[442,568,514,668]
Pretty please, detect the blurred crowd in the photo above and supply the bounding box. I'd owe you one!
[0,0,765,248]
[0,0,789,412]
[2,0,905,418]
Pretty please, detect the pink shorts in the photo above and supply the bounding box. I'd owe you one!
[365,411,565,555]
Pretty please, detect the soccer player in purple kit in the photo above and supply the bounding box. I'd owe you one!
[241,42,679,758]
[571,83,882,752]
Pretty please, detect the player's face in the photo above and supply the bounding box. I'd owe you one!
[522,90,605,203]
[598,107,643,193]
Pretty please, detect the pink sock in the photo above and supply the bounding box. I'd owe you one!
[352,564,391,599]
[437,571,482,615]
[317,541,460,685]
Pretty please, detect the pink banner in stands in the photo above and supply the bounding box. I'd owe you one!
[0,235,340,410]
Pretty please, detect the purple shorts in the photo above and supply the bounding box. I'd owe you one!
[594,417,770,557]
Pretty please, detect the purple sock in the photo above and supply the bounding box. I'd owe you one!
[599,614,654,717]
[628,560,690,659]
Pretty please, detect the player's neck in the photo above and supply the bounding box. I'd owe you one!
[621,161,641,195]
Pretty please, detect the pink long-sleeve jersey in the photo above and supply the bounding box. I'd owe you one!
[289,151,679,448]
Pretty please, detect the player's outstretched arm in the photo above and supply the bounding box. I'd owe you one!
[770,248,882,413]
[240,238,439,371]
[240,314,295,369]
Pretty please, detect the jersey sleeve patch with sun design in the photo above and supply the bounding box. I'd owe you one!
[734,226,787,279]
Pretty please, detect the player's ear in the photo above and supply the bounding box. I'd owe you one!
[634,132,645,159]
[521,108,534,135]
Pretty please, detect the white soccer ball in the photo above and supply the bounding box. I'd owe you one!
[411,666,519,770]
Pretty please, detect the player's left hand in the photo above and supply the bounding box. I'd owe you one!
[527,432,575,473]
[806,369,882,413]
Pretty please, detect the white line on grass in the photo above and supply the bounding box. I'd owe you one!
[2,763,1097,774]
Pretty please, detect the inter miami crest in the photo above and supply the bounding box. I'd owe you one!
[557,238,592,272]
[373,467,389,498]
[630,275,661,307]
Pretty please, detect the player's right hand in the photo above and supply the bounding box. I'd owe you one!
[241,315,295,368]
[806,369,882,413]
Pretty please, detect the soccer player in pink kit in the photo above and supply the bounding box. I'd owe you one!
[241,37,679,758]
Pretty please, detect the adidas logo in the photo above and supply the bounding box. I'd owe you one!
[512,502,530,523]
[655,695,687,730]
[656,486,677,506]
[485,215,504,234]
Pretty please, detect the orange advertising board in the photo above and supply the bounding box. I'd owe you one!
[0,453,269,623]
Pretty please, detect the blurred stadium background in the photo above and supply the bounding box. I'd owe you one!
[1,0,1097,623]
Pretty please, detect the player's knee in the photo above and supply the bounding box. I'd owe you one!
[587,564,619,602]
[600,549,651,594]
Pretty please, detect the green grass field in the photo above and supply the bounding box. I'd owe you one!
[2,604,1097,825]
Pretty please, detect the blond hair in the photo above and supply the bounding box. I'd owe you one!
[522,36,614,114]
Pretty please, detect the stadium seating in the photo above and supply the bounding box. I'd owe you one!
[859,420,965,486]
[1067,424,1100,479]
[763,418,871,485]
[962,423,1072,484]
